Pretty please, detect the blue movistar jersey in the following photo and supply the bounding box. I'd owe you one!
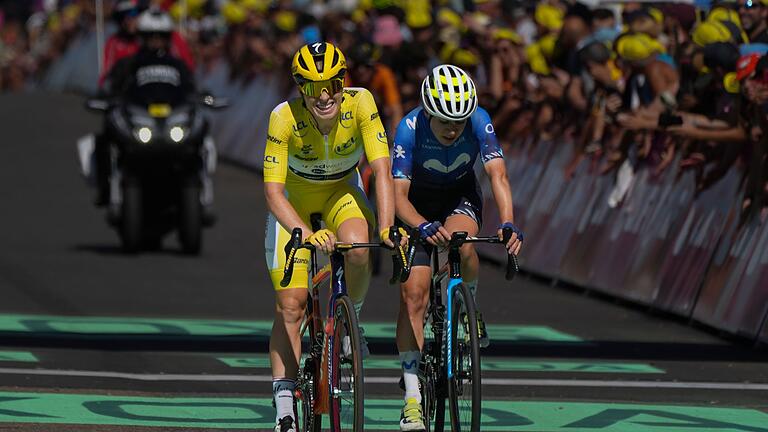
[391,107,503,187]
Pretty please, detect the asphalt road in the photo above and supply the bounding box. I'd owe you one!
[0,92,767,431]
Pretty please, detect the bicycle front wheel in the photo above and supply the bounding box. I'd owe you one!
[329,295,364,432]
[448,282,481,432]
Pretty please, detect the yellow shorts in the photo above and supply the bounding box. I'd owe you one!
[265,172,375,290]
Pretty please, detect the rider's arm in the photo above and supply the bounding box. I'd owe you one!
[484,159,514,224]
[393,178,426,227]
[476,108,514,223]
[391,112,423,227]
[263,106,313,237]
[357,89,395,233]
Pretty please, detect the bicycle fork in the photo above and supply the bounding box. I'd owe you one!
[326,252,347,397]
[446,246,462,380]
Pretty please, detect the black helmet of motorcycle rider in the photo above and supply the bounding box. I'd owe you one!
[137,9,174,55]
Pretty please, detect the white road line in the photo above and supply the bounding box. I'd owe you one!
[1,367,768,390]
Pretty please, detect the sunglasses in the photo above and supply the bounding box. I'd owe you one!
[298,78,344,98]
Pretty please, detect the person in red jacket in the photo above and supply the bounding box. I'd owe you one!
[98,0,194,87]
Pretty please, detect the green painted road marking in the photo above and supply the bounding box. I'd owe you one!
[0,314,581,342]
[0,352,37,362]
[0,392,765,430]
[217,356,663,374]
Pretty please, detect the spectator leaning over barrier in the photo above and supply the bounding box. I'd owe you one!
[668,42,746,191]
[737,53,768,218]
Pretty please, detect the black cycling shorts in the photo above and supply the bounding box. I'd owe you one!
[400,178,483,267]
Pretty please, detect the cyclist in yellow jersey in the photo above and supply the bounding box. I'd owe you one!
[264,42,405,432]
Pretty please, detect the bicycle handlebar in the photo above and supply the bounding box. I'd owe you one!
[280,227,412,287]
[414,228,520,281]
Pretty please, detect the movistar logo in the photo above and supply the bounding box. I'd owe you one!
[423,153,471,173]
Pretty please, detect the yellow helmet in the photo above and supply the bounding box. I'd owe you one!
[291,42,347,84]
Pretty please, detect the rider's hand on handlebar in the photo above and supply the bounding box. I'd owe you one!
[306,229,336,254]
[419,221,451,248]
[498,222,523,255]
[380,226,409,249]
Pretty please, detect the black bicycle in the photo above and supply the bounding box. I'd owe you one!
[281,214,410,432]
[417,228,519,432]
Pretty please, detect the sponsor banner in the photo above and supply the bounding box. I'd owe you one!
[558,174,615,286]
[621,166,695,304]
[693,214,768,337]
[477,138,768,340]
[654,168,742,315]
[519,141,575,275]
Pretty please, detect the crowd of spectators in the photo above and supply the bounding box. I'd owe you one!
[3,0,768,221]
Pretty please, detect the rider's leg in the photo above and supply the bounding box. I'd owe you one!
[444,214,480,290]
[335,216,371,306]
[270,288,308,422]
[396,265,431,402]
[266,212,311,425]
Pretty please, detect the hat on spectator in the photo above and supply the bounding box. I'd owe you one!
[373,15,403,46]
[493,27,522,44]
[222,1,247,24]
[404,0,432,29]
[274,11,297,32]
[615,32,664,61]
[451,49,480,67]
[437,8,463,29]
[241,0,270,13]
[692,20,734,46]
[169,0,206,20]
[535,4,564,31]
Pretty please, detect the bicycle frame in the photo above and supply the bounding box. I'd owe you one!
[432,244,464,379]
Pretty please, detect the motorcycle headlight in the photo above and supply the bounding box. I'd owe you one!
[169,126,185,143]
[135,127,152,144]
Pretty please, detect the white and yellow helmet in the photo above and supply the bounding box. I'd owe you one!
[420,64,478,121]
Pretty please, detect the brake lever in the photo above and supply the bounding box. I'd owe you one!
[388,228,403,285]
[502,227,520,281]
[280,228,303,287]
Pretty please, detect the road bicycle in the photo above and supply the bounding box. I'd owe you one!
[417,227,519,432]
[281,214,410,432]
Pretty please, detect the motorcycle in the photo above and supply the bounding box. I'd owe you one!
[78,93,227,254]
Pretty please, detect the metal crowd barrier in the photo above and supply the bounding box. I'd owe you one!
[479,138,768,345]
[44,33,768,344]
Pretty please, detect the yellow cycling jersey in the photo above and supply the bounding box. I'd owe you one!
[263,87,390,185]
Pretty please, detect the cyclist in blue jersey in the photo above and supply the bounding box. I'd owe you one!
[392,64,523,431]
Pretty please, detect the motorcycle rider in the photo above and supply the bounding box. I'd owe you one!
[98,0,195,87]
[93,8,215,219]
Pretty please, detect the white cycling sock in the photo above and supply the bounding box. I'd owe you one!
[272,378,296,424]
[354,301,363,320]
[400,351,421,403]
[465,280,478,306]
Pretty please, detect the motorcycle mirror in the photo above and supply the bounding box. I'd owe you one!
[85,98,109,112]
[201,94,229,109]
